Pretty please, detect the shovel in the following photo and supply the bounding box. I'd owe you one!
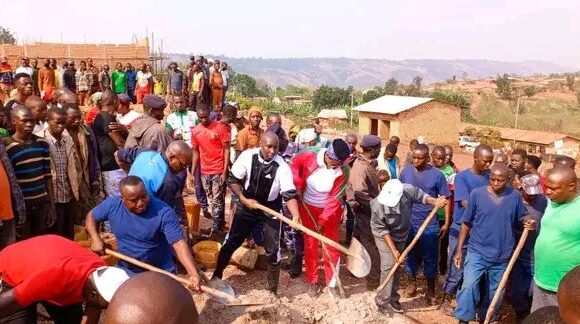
[254,203,371,278]
[375,206,439,294]
[105,249,235,303]
[194,262,236,304]
[483,229,530,324]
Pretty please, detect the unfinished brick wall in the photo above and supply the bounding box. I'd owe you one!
[0,42,150,67]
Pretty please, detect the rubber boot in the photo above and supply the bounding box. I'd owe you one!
[288,252,303,278]
[404,275,417,298]
[342,227,353,246]
[425,278,437,306]
[267,264,281,294]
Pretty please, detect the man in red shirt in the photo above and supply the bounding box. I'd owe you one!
[0,235,129,323]
[188,104,230,234]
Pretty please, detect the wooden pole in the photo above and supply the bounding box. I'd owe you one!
[254,203,364,262]
[105,249,234,302]
[484,229,529,324]
[375,206,439,293]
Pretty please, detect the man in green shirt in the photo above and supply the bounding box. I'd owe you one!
[532,166,579,311]
[111,62,127,95]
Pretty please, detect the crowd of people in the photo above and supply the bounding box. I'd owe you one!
[0,55,578,324]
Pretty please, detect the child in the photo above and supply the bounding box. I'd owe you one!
[378,170,390,188]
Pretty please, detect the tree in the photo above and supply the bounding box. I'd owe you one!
[412,76,423,90]
[495,74,514,100]
[362,89,382,103]
[230,73,272,98]
[565,75,575,91]
[523,85,540,98]
[384,78,399,95]
[0,27,16,45]
[312,85,352,110]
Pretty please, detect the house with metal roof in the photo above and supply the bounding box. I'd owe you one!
[353,95,460,145]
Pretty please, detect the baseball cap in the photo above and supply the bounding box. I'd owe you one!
[118,94,131,104]
[520,174,543,195]
[378,179,404,207]
[91,266,130,302]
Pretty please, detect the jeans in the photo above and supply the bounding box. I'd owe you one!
[443,223,466,294]
[375,237,406,303]
[507,259,534,316]
[127,87,136,103]
[18,200,49,240]
[194,165,208,211]
[454,252,507,322]
[0,219,15,250]
[530,283,558,312]
[200,174,226,230]
[50,201,75,240]
[405,225,439,279]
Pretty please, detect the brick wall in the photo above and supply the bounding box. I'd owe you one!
[0,42,150,67]
[398,100,460,146]
[357,100,460,145]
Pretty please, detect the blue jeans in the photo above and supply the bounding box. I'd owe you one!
[454,252,507,322]
[443,223,466,294]
[344,201,355,234]
[507,259,533,316]
[405,225,439,279]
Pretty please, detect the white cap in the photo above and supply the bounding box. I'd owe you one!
[296,128,317,144]
[91,266,130,302]
[378,179,404,207]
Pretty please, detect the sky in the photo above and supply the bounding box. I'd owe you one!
[2,0,580,67]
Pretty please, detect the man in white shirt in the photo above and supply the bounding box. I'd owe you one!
[116,94,142,128]
[165,95,197,146]
[221,62,230,104]
[15,58,33,77]
[135,64,153,104]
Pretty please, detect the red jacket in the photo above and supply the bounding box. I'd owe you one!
[291,148,349,226]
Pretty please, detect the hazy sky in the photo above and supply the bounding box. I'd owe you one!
[2,0,579,67]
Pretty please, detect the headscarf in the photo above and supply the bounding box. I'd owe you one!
[248,106,262,118]
[90,92,103,106]
[295,128,317,145]
[326,139,350,162]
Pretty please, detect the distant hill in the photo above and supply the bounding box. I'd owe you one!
[165,54,575,88]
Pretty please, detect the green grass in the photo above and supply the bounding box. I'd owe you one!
[472,94,580,137]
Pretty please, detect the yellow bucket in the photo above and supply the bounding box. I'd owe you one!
[193,241,221,269]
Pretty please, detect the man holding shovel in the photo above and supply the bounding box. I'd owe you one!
[453,164,537,324]
[212,132,301,295]
[372,179,447,316]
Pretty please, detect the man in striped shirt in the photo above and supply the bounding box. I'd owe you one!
[2,105,55,239]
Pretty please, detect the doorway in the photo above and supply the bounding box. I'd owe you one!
[370,119,378,135]
[380,120,391,139]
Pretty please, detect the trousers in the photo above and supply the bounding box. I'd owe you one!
[50,201,75,240]
[443,223,467,294]
[405,224,439,279]
[213,208,281,283]
[375,237,406,303]
[530,283,558,312]
[507,259,534,316]
[353,208,381,281]
[18,200,49,240]
[0,219,15,250]
[194,165,208,211]
[454,252,507,322]
[300,203,341,286]
[200,174,226,230]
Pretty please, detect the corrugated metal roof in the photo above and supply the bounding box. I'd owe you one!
[353,95,433,114]
[317,109,348,119]
[461,123,580,145]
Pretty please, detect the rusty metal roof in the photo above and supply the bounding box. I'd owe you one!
[462,123,580,145]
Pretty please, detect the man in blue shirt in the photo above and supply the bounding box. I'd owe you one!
[453,164,536,323]
[114,140,191,220]
[85,176,201,291]
[125,64,137,104]
[508,172,548,321]
[399,144,451,305]
[442,144,494,310]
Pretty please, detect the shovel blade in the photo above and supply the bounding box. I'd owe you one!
[208,278,236,304]
[346,237,371,278]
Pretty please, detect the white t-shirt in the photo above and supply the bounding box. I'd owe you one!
[136,71,152,88]
[165,110,198,147]
[15,66,33,77]
[303,149,343,208]
[117,110,142,128]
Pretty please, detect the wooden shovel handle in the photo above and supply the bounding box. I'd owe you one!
[484,229,530,324]
[105,249,234,302]
[254,203,361,261]
[376,206,439,293]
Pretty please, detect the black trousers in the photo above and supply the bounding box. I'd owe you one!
[17,201,49,241]
[49,201,75,240]
[0,282,83,324]
[213,207,281,279]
